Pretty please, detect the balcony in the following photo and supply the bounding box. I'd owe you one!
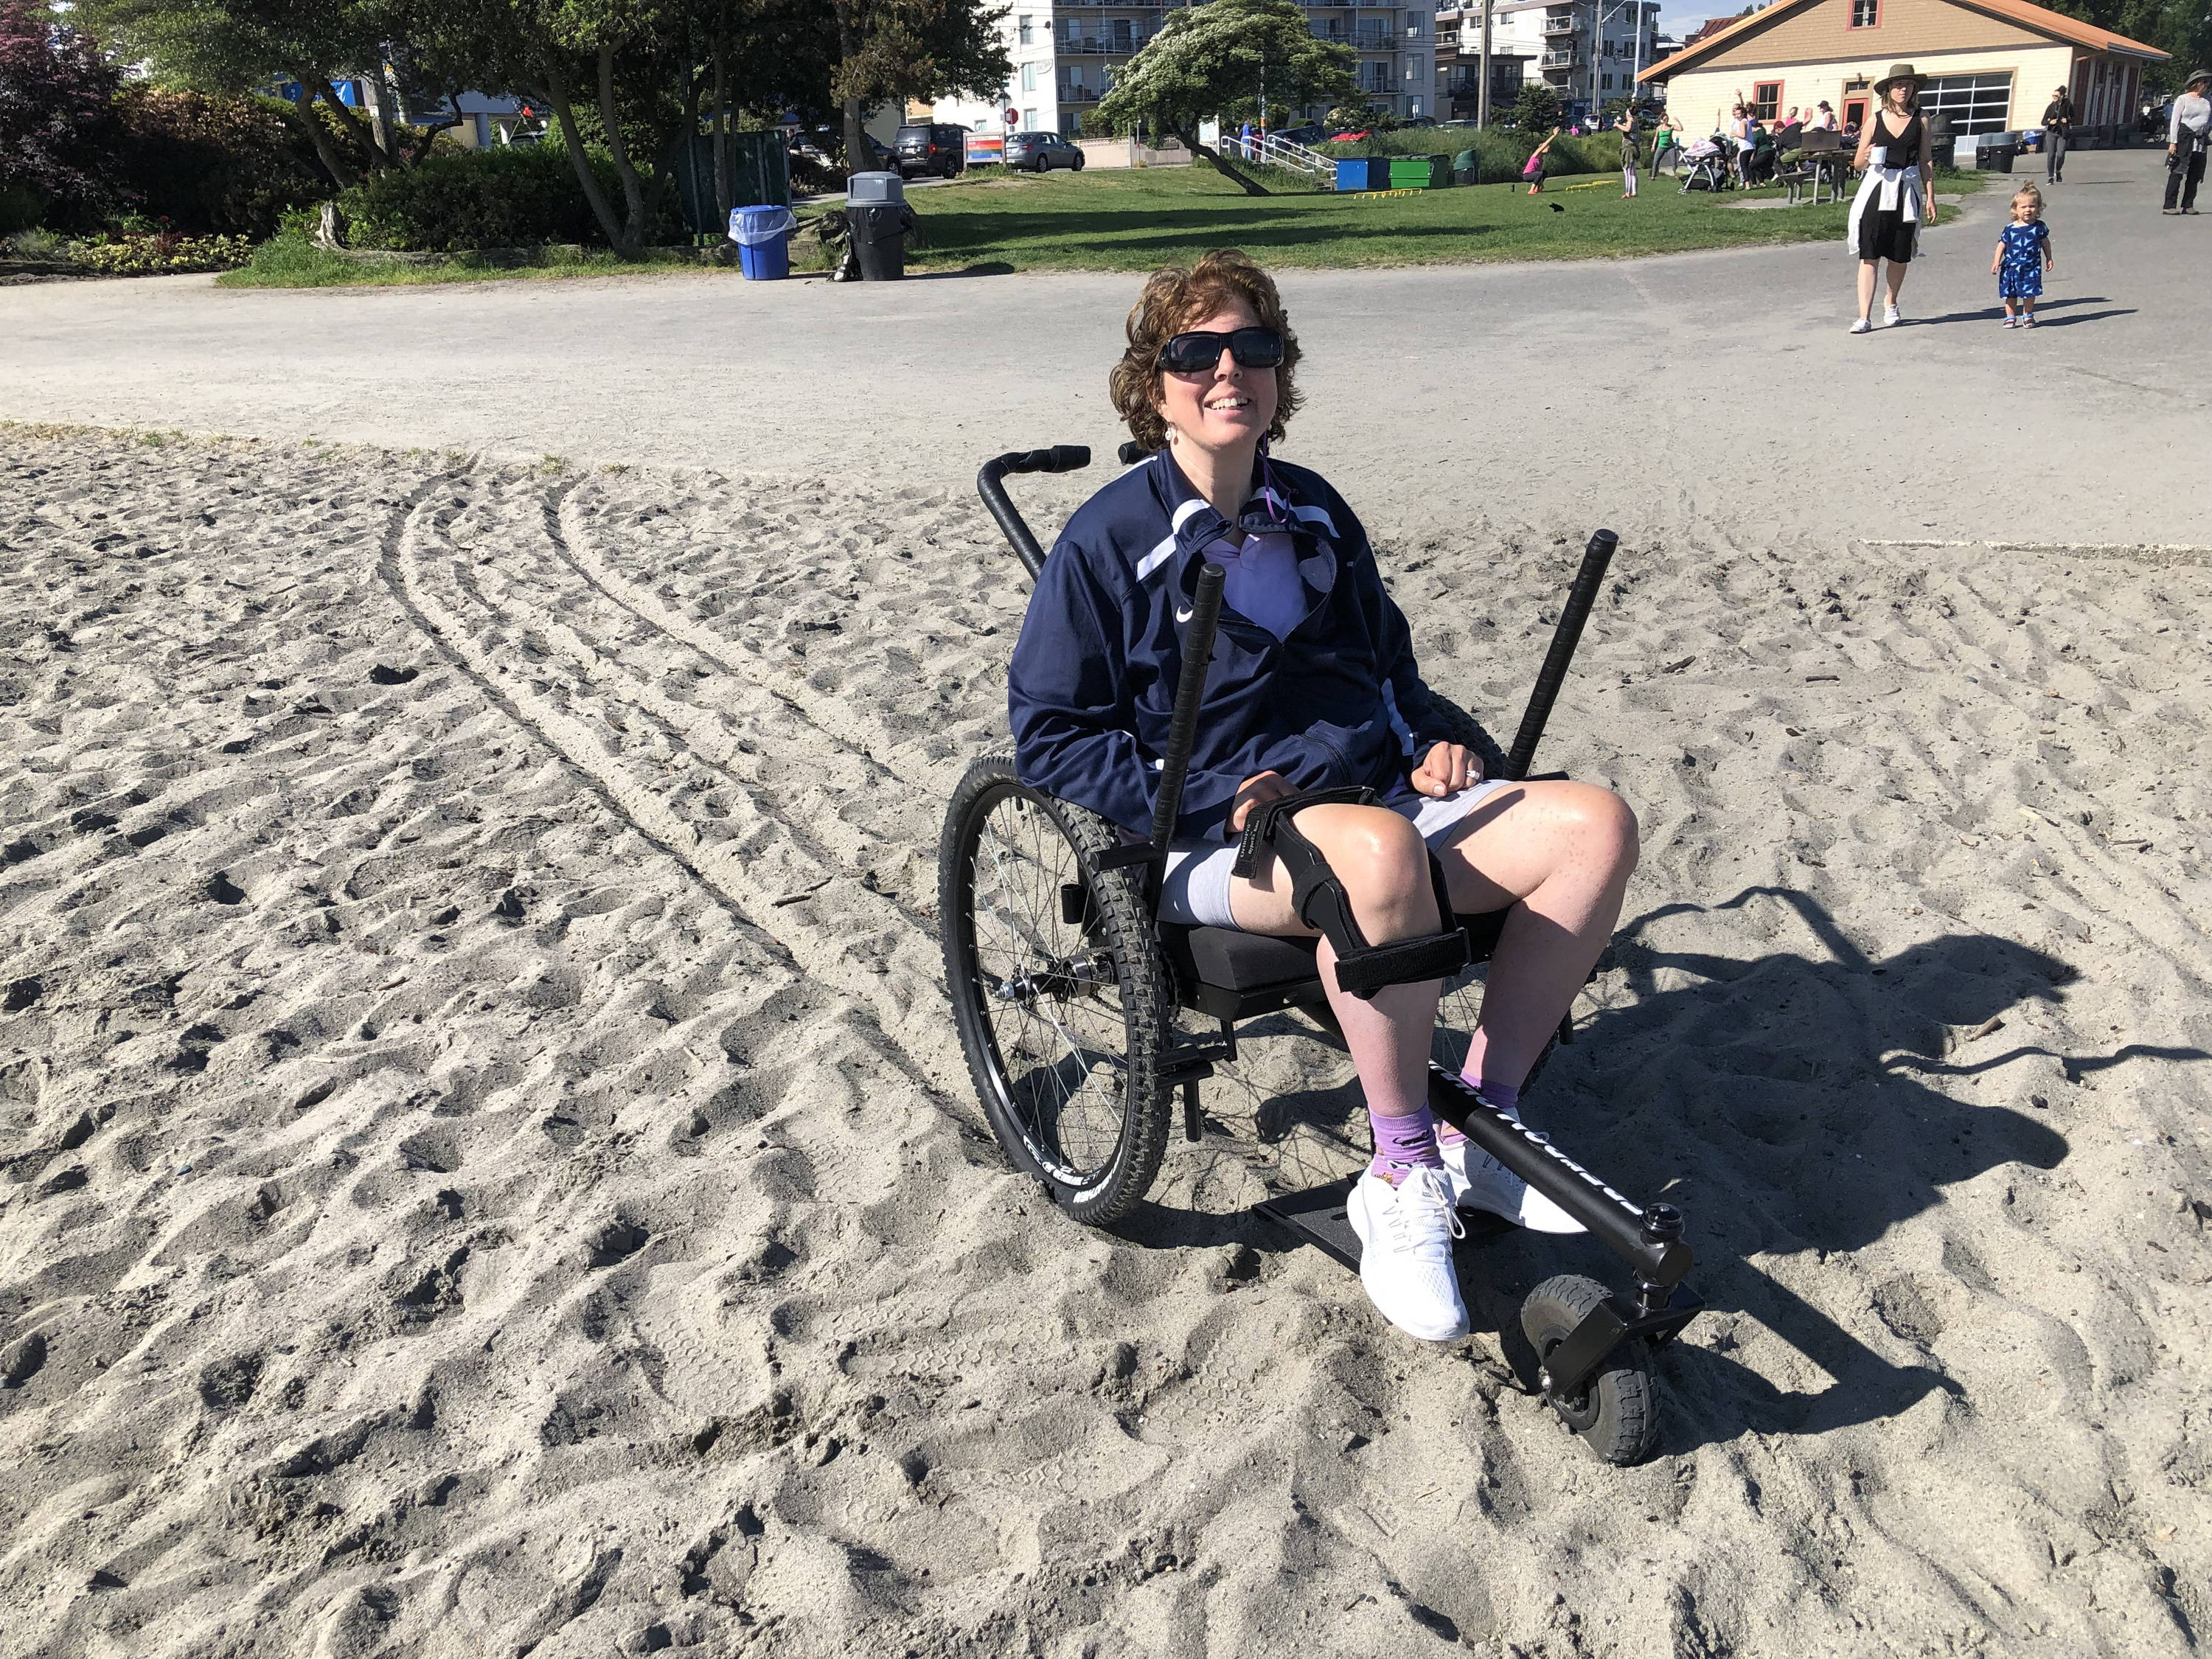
[1540,48,1579,68]
[1542,15,1579,32]
[1058,84,1102,102]
[1062,33,1153,53]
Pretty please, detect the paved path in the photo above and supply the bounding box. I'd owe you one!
[4,148,2204,546]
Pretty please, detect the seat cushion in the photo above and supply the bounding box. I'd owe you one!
[1162,911,1506,995]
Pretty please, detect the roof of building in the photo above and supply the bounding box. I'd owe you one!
[1638,0,2168,80]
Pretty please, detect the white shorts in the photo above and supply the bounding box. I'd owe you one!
[1157,779,1514,930]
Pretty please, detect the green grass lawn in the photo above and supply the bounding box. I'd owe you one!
[883,164,1885,273]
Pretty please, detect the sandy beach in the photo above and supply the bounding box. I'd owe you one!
[3,147,2211,1659]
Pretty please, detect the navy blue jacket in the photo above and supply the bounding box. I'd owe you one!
[1009,451,1466,842]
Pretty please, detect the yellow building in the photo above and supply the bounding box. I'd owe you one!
[1638,0,2167,141]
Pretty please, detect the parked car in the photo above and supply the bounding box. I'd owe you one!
[1004,131,1085,173]
[895,122,968,179]
[786,130,894,172]
[1402,115,1436,128]
[1274,122,1327,145]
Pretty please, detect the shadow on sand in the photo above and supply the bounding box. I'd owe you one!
[1110,883,2209,1451]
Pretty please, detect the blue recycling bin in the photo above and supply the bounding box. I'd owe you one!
[731,204,794,279]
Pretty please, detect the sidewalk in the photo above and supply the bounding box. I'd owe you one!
[1,150,2202,548]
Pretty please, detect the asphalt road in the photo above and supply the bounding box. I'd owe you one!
[3,147,2203,548]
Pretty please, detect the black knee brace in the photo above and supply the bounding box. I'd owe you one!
[1230,790,1469,1000]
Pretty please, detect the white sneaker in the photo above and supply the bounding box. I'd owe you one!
[1848,318,1872,335]
[1346,1166,1469,1342]
[1883,304,1902,327]
[1439,1119,1589,1235]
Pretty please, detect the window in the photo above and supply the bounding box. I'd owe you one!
[1919,71,2014,133]
[1021,61,1037,91]
[1065,17,1080,41]
[1751,80,1781,120]
[1849,0,1878,25]
[1018,13,1032,42]
[1601,72,1613,89]
[1024,107,1038,127]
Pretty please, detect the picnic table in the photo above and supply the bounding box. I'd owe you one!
[1779,147,1857,206]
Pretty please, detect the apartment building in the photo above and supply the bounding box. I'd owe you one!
[1496,0,1663,117]
[931,0,1438,138]
[1433,2,1538,117]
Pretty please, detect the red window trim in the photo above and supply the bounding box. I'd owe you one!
[1751,79,1784,120]
[1848,0,1882,29]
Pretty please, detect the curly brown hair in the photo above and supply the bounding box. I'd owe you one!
[1109,248,1303,455]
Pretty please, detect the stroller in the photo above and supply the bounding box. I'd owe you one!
[1678,138,1733,192]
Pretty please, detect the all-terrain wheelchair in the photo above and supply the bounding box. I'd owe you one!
[936,445,1703,1464]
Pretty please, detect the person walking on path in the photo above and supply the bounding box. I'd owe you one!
[1992,183,2056,327]
[1848,63,1938,334]
[2041,85,2074,183]
[2164,67,2211,216]
[1614,108,1640,196]
[1523,128,1560,194]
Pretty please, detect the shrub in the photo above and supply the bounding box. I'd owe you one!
[1508,83,1562,134]
[111,88,330,238]
[69,230,253,274]
[335,142,628,251]
[0,0,122,228]
[1325,123,1619,181]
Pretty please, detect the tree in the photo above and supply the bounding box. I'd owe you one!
[0,1,122,225]
[1096,0,1354,195]
[1508,80,1559,133]
[72,0,451,187]
[827,0,1007,176]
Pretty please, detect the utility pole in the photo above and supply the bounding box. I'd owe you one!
[1477,0,1494,128]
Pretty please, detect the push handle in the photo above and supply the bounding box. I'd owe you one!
[975,446,1092,582]
[1504,529,1618,782]
[1145,562,1227,888]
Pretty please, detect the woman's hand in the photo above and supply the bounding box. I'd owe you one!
[1228,770,1293,832]
[1412,742,1483,799]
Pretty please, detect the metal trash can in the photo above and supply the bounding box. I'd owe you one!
[1978,139,2017,173]
[848,204,907,280]
[729,204,794,279]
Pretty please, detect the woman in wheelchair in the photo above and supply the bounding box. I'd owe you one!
[1006,251,1640,1344]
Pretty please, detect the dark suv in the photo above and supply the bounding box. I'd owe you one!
[1005,131,1086,173]
[894,123,967,178]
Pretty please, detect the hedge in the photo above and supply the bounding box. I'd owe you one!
[335,143,632,251]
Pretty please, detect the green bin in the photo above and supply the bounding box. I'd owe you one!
[1386,153,1451,189]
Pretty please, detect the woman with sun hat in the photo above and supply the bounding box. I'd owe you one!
[1847,63,1938,334]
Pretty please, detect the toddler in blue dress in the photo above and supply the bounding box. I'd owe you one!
[1991,183,2055,327]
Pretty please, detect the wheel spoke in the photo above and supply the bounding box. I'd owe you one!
[966,790,1130,1183]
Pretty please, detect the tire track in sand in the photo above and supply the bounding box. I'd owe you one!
[380,484,956,1082]
[552,484,962,798]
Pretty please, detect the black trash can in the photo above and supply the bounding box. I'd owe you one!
[1978,141,2017,173]
[849,201,906,280]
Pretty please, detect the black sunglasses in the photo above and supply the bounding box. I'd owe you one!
[1156,327,1284,375]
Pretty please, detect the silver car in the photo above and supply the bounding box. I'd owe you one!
[1004,131,1086,173]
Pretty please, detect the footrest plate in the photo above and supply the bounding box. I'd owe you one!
[1254,1176,1361,1272]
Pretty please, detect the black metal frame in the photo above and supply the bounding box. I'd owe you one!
[971,445,1700,1416]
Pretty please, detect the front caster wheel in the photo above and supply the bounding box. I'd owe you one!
[1520,1274,1660,1465]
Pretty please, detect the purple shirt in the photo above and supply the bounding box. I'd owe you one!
[1202,528,1306,641]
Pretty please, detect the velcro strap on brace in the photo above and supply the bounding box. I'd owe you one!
[1231,786,1374,881]
[1237,792,1469,1001]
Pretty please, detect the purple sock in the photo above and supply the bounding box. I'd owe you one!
[1368,1106,1441,1177]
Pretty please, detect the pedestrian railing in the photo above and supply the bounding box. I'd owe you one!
[1253,132,1338,183]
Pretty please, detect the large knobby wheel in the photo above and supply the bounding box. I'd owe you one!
[1520,1274,1660,1465]
[939,756,1174,1225]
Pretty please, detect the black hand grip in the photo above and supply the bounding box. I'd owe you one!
[1505,529,1618,782]
[975,445,1093,582]
[1118,440,1153,466]
[1146,562,1227,882]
